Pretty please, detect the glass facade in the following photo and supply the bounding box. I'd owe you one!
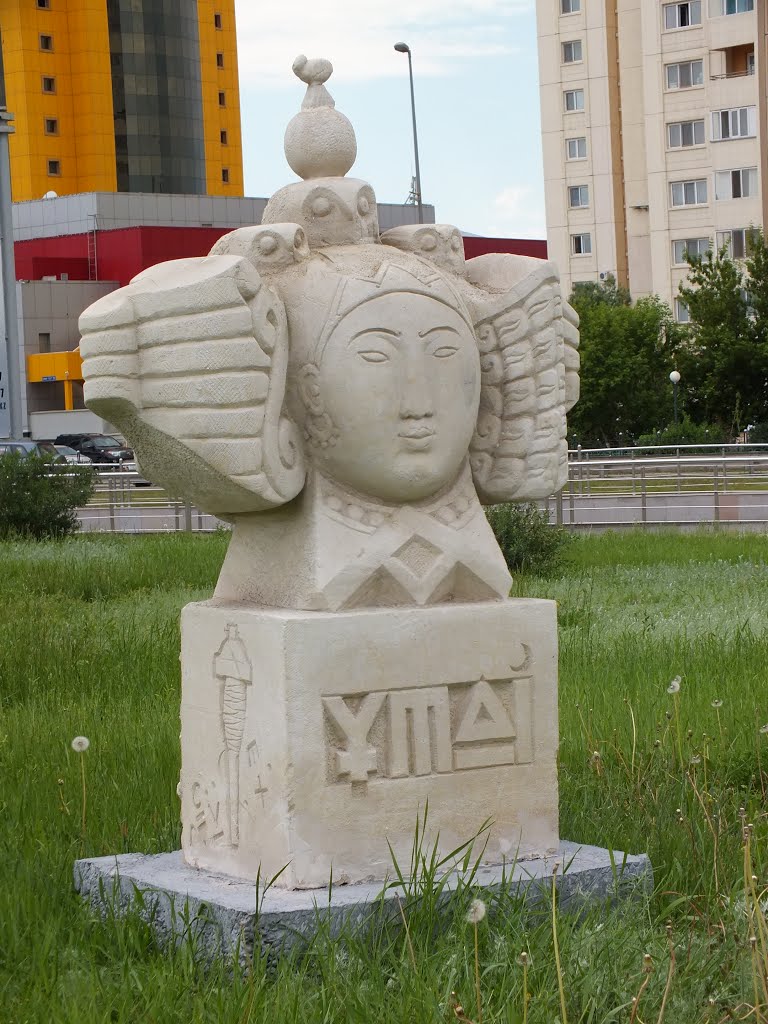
[107,0,206,194]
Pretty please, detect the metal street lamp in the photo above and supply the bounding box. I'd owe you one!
[669,369,681,425]
[394,42,423,224]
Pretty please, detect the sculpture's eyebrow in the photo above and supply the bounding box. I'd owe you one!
[418,325,460,338]
[349,328,401,341]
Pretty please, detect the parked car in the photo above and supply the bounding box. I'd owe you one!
[52,444,93,465]
[0,440,56,459]
[54,433,133,465]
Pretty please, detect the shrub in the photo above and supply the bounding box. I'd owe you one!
[635,416,731,448]
[747,422,768,444]
[485,501,572,577]
[0,452,94,540]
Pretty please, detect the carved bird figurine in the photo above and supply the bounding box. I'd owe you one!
[292,54,333,85]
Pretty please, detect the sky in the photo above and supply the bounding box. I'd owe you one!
[232,1,546,239]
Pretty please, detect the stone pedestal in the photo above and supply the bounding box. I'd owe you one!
[179,599,559,889]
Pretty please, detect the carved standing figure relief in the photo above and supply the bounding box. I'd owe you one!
[79,57,579,612]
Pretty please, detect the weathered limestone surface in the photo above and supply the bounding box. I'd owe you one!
[180,600,558,889]
[77,55,586,894]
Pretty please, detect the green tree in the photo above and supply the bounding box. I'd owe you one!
[677,246,761,430]
[570,273,631,313]
[0,453,94,539]
[568,282,680,447]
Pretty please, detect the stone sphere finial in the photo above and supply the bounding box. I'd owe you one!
[284,55,357,180]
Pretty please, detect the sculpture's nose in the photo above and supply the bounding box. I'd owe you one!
[399,347,434,419]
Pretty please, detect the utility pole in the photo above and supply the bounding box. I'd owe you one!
[0,31,21,439]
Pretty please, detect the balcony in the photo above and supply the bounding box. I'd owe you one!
[710,44,755,80]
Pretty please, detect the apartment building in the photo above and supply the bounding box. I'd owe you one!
[536,0,767,317]
[0,0,243,202]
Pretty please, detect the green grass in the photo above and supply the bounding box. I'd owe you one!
[1,530,767,1023]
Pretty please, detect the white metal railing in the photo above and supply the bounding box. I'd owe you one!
[73,450,768,533]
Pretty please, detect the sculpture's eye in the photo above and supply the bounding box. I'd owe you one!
[358,350,389,363]
[312,196,332,216]
[433,346,458,359]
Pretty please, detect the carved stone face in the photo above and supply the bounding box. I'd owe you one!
[304,292,480,502]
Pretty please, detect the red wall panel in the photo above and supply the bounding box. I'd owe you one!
[462,236,547,261]
[16,227,548,287]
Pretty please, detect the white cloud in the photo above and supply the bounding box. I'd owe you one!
[489,185,547,238]
[233,0,532,85]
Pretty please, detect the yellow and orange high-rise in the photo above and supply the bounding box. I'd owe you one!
[1,0,243,202]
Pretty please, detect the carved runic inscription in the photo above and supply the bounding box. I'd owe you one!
[323,656,534,786]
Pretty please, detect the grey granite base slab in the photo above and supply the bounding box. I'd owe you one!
[74,843,652,965]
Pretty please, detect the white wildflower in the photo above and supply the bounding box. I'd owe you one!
[71,736,90,753]
[667,677,681,695]
[690,755,701,765]
[466,898,487,924]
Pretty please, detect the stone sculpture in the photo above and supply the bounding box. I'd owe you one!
[79,57,579,889]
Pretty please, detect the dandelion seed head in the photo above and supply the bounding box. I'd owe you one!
[760,723,768,735]
[667,677,681,695]
[71,736,90,753]
[690,755,701,765]
[466,898,486,924]
[518,950,529,966]
[711,699,723,709]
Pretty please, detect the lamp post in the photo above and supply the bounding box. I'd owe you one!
[394,42,423,224]
[669,369,681,425]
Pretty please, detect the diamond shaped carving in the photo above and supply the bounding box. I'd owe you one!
[391,535,442,579]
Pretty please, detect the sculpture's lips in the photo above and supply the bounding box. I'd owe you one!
[398,426,435,451]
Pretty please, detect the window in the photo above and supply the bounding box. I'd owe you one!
[44,117,58,135]
[38,332,51,354]
[222,168,230,183]
[220,129,228,145]
[566,136,587,160]
[670,178,708,206]
[37,0,50,8]
[663,2,701,28]
[214,12,222,28]
[562,40,583,63]
[716,228,759,258]
[41,76,56,93]
[716,167,758,199]
[568,184,589,207]
[561,0,580,11]
[571,232,592,255]
[564,88,584,111]
[675,299,690,323]
[673,237,710,263]
[666,59,704,89]
[47,159,60,175]
[667,119,705,147]
[218,91,226,107]
[39,34,53,50]
[216,52,224,68]
[714,0,754,13]
[712,106,757,140]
